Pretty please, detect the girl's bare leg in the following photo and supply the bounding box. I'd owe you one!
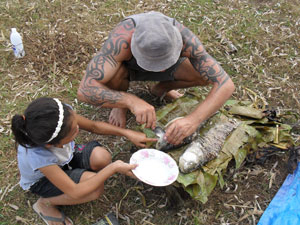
[34,147,112,225]
[33,171,103,225]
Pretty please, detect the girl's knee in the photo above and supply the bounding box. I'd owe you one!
[94,146,112,164]
[90,146,112,171]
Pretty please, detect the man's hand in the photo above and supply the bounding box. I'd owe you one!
[125,130,157,148]
[164,117,198,145]
[128,96,156,129]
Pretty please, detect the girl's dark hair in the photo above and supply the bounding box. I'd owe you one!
[11,97,72,147]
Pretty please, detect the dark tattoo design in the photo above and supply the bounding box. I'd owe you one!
[175,20,229,90]
[79,19,135,106]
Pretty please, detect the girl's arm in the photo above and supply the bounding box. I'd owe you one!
[39,160,137,199]
[75,113,156,147]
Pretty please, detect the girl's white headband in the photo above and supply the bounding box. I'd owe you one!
[46,98,64,143]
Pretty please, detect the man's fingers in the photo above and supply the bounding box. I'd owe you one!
[151,110,156,129]
[141,113,146,125]
[136,114,142,124]
[166,123,177,137]
[132,103,156,128]
[173,135,184,145]
[136,112,148,125]
[145,112,152,128]
[166,123,185,144]
[175,129,184,138]
[146,110,156,128]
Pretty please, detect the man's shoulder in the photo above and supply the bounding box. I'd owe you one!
[116,18,135,30]
[112,18,135,40]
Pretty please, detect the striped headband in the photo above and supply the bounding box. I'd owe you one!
[46,98,64,143]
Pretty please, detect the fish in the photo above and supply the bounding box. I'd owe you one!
[154,126,197,152]
[179,118,240,173]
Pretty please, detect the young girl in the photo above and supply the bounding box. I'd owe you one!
[11,97,156,225]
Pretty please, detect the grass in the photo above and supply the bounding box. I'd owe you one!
[0,0,299,224]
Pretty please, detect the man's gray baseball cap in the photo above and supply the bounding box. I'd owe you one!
[131,13,183,72]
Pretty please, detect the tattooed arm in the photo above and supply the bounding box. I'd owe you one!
[78,19,156,128]
[179,22,232,90]
[77,19,134,107]
[165,21,235,145]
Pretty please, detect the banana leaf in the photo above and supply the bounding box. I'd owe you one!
[135,89,294,203]
[228,105,264,119]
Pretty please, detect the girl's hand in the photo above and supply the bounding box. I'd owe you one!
[113,160,138,178]
[125,130,157,148]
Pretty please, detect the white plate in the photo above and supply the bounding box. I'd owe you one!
[130,149,179,186]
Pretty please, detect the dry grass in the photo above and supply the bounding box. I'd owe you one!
[0,0,299,224]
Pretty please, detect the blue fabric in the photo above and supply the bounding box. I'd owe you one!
[258,162,300,225]
[17,141,75,190]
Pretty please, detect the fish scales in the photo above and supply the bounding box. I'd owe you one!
[179,118,240,173]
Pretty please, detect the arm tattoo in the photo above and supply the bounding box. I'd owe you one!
[175,21,229,90]
[80,19,135,106]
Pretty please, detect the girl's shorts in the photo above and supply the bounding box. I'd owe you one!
[29,141,101,198]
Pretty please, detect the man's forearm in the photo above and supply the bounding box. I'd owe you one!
[188,79,235,125]
[78,80,124,107]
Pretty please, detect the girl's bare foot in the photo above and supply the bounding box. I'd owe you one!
[109,108,128,128]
